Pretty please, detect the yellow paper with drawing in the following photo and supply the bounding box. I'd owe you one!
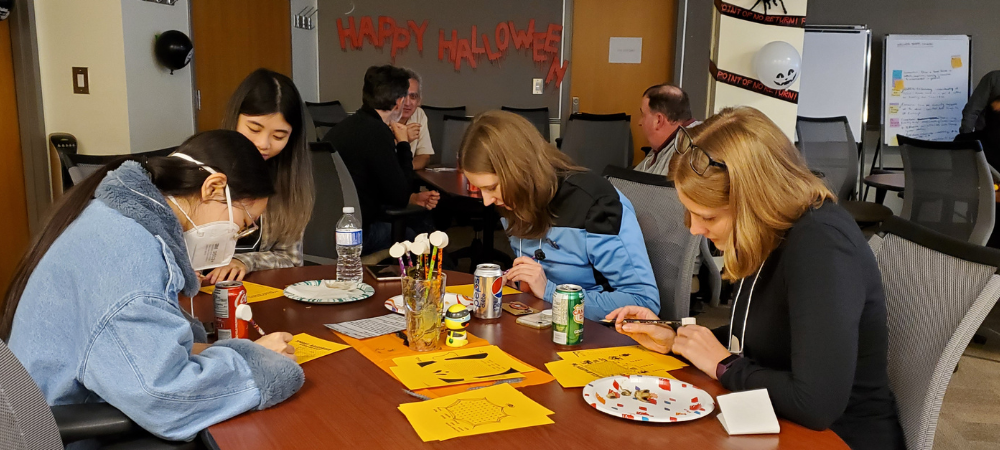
[545,345,687,388]
[289,333,349,365]
[398,383,553,442]
[446,284,520,298]
[390,345,535,389]
[199,282,285,303]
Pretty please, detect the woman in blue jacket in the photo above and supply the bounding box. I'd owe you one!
[460,110,659,320]
[1,130,304,443]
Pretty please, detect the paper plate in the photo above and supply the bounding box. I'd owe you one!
[283,280,374,304]
[384,293,473,315]
[582,375,714,423]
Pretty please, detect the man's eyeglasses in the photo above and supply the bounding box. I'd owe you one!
[407,92,421,101]
[236,204,260,239]
[675,125,727,176]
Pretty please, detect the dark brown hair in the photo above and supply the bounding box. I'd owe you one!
[1,130,274,340]
[643,83,692,122]
[459,110,584,239]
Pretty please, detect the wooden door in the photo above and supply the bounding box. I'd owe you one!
[191,0,293,132]
[0,20,31,296]
[570,0,677,165]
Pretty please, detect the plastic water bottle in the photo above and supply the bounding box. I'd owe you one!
[336,207,363,283]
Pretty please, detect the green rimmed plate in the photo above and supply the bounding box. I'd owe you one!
[283,280,375,304]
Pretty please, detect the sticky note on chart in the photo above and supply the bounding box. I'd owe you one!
[889,103,899,114]
[890,135,899,146]
[890,118,900,128]
[894,79,904,90]
[892,69,902,80]
[952,56,963,68]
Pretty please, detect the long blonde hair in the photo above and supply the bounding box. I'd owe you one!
[459,110,584,239]
[670,107,834,280]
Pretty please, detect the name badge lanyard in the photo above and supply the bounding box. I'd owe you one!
[728,262,765,355]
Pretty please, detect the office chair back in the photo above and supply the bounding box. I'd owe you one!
[421,105,466,164]
[603,166,721,319]
[795,116,860,200]
[440,115,472,168]
[562,113,632,173]
[58,147,176,189]
[868,216,1000,450]
[305,101,348,140]
[501,106,550,141]
[898,135,995,246]
[0,340,63,449]
[302,142,362,265]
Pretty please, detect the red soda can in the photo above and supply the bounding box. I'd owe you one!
[214,281,249,340]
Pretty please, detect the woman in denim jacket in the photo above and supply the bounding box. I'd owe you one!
[1,130,304,442]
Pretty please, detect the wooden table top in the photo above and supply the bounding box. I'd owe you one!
[863,172,905,192]
[203,266,846,449]
[417,169,481,199]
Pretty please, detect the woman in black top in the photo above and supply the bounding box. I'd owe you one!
[607,107,904,449]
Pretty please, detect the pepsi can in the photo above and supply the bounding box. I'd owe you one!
[473,263,503,319]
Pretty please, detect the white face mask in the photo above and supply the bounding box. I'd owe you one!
[168,154,240,271]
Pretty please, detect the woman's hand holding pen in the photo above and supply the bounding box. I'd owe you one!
[504,256,547,299]
[605,306,675,354]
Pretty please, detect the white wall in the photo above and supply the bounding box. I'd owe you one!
[35,0,131,155]
[290,0,319,102]
[121,0,195,153]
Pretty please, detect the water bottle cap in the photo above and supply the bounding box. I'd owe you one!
[343,207,354,214]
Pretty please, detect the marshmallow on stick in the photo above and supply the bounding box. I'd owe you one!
[429,231,449,249]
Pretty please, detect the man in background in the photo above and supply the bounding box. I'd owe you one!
[400,68,435,170]
[325,65,439,254]
[634,84,698,176]
[961,70,1000,134]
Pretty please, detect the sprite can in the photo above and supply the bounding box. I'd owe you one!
[552,284,584,345]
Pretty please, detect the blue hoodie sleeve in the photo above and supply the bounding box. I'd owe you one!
[541,197,660,321]
[81,294,303,441]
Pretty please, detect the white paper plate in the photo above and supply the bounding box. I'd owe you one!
[283,280,374,304]
[582,375,714,423]
[384,293,473,315]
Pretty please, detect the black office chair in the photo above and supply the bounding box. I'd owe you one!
[560,113,632,173]
[501,106,550,141]
[439,115,472,167]
[305,101,348,140]
[57,147,176,190]
[0,340,217,449]
[421,105,466,165]
[898,135,994,246]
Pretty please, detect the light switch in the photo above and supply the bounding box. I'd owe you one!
[73,67,89,94]
[532,78,543,95]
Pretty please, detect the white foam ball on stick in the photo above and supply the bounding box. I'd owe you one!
[429,231,449,248]
[415,233,429,243]
[410,240,430,255]
[401,240,413,252]
[389,242,406,258]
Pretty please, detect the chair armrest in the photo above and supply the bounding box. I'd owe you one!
[51,403,141,444]
[385,204,429,242]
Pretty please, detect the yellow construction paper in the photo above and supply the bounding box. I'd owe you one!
[890,135,899,146]
[200,282,286,303]
[398,384,554,442]
[391,345,535,389]
[893,79,904,90]
[951,56,963,68]
[545,346,686,388]
[289,333,349,365]
[446,284,520,298]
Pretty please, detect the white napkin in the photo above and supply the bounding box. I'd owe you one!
[716,389,781,435]
[285,284,363,301]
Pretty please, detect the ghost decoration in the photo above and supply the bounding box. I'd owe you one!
[753,41,801,90]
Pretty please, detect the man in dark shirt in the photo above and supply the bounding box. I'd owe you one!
[325,65,439,254]
[961,70,1000,133]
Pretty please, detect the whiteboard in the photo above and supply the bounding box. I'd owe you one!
[882,34,971,145]
[798,26,871,143]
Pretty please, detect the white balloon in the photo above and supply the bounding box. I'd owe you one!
[753,41,801,91]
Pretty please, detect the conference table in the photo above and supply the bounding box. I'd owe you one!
[416,168,510,267]
[199,266,846,449]
[862,172,905,204]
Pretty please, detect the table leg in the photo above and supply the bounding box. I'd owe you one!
[875,188,887,205]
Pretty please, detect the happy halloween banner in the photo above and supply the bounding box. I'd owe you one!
[709,60,799,104]
[336,16,569,88]
[713,0,806,28]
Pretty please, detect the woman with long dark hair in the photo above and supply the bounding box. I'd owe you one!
[459,110,659,320]
[208,68,315,283]
[2,130,304,442]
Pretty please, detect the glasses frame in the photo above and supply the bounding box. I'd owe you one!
[235,203,260,239]
[675,125,728,176]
